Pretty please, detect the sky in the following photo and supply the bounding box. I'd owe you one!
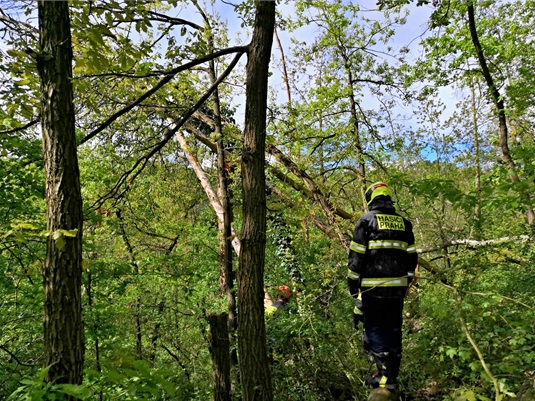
[202,0,439,123]
[0,0,452,139]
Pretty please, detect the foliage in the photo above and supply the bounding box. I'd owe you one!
[84,361,183,401]
[8,366,92,401]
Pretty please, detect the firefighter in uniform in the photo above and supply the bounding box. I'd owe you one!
[347,182,417,393]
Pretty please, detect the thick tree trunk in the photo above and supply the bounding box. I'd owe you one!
[208,313,231,401]
[238,1,276,400]
[37,0,84,387]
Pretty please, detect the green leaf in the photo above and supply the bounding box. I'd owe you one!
[446,347,458,358]
[55,235,66,250]
[14,79,31,86]
[55,383,92,399]
[465,390,477,401]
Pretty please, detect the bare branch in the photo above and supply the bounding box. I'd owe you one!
[0,11,39,40]
[419,235,532,254]
[0,344,36,367]
[91,51,245,209]
[0,119,40,135]
[80,46,248,145]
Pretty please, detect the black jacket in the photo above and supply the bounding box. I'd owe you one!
[348,197,417,299]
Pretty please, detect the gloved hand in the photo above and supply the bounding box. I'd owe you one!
[352,294,364,329]
[348,277,360,298]
[353,309,364,329]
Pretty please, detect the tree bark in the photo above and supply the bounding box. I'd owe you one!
[195,1,239,389]
[207,313,231,401]
[174,130,241,255]
[37,0,84,387]
[238,1,276,400]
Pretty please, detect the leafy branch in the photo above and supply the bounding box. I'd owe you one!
[80,46,248,145]
[453,287,501,401]
[91,50,246,210]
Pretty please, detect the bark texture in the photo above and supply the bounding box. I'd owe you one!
[208,313,232,401]
[37,0,84,387]
[238,1,276,400]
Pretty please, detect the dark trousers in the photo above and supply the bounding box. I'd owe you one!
[362,296,404,385]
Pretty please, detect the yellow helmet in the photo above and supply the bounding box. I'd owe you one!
[365,182,393,205]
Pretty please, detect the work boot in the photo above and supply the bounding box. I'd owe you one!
[366,370,381,387]
[369,351,401,386]
[366,371,398,389]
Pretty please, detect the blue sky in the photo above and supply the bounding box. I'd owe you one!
[209,0,438,117]
[148,0,455,139]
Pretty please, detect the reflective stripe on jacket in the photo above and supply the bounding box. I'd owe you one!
[347,198,417,298]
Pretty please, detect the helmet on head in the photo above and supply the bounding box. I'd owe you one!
[277,285,292,299]
[365,182,393,205]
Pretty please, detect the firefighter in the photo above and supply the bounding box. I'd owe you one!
[264,285,292,315]
[347,182,417,393]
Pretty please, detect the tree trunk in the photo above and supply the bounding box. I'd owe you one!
[174,129,241,255]
[467,3,535,228]
[37,0,84,387]
[207,313,231,401]
[149,301,165,364]
[192,1,239,383]
[116,209,143,359]
[467,61,482,238]
[238,1,276,400]
[343,55,367,211]
[211,53,239,391]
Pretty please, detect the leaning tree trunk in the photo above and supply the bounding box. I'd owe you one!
[37,0,84,387]
[467,3,535,229]
[238,1,276,401]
